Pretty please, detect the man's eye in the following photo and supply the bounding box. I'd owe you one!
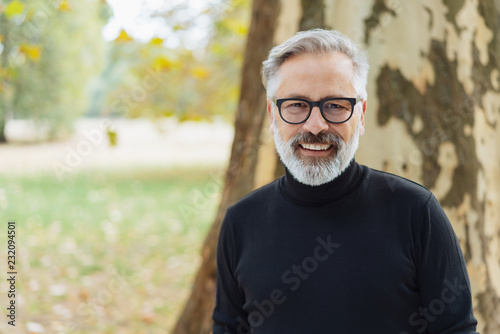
[325,103,350,112]
[325,103,341,109]
[284,102,308,109]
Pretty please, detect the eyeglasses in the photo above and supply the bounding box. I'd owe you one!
[275,97,360,124]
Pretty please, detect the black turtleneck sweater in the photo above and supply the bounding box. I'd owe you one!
[212,161,478,334]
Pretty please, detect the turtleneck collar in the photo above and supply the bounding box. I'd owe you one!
[280,159,363,207]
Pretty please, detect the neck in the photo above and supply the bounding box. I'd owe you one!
[281,159,362,206]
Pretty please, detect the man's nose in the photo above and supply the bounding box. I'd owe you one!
[303,106,329,135]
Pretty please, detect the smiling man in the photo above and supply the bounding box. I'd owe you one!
[212,29,478,334]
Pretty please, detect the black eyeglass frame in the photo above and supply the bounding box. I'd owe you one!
[274,97,361,124]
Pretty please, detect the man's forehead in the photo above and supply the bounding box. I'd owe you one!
[276,52,356,98]
[280,52,354,71]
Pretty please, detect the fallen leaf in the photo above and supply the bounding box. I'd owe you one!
[26,322,45,333]
[141,312,155,324]
[79,289,89,302]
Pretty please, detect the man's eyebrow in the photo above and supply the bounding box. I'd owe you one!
[281,94,311,100]
[280,94,351,100]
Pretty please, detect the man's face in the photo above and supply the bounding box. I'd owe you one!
[267,52,367,185]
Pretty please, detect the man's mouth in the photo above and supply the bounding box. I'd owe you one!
[299,143,333,151]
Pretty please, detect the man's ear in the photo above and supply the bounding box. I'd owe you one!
[358,100,367,136]
[267,99,275,134]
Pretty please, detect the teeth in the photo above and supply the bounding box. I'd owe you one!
[301,143,332,151]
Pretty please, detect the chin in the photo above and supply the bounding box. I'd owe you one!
[295,151,337,165]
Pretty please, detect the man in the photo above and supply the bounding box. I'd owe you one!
[212,29,478,334]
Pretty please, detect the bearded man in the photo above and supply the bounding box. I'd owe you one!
[212,29,478,334]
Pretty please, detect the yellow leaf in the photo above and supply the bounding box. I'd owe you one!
[221,18,248,36]
[19,44,41,62]
[163,110,174,118]
[236,25,248,35]
[4,0,24,18]
[149,37,164,46]
[114,29,133,43]
[0,35,4,43]
[106,129,117,147]
[179,114,190,122]
[180,112,203,122]
[153,56,175,72]
[58,1,71,12]
[190,66,209,80]
[173,24,186,31]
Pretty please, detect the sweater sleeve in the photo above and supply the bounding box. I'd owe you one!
[212,209,249,334]
[415,194,479,334]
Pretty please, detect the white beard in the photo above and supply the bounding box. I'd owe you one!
[273,117,361,186]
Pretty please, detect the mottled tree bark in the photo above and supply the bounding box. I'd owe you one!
[326,0,500,332]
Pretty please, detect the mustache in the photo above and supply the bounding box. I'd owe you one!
[290,132,342,147]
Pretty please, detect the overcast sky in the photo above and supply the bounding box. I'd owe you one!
[102,0,218,48]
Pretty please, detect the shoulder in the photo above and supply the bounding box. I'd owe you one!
[220,178,282,237]
[226,178,281,217]
[360,165,433,206]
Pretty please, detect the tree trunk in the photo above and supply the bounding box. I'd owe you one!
[0,118,6,143]
[326,0,500,332]
[174,0,500,332]
[171,0,282,333]
[0,14,10,143]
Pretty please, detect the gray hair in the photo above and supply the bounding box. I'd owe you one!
[261,29,369,100]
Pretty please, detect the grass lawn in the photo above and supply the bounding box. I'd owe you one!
[0,167,223,333]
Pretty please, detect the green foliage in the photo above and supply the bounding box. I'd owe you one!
[0,0,251,142]
[0,0,111,140]
[92,0,251,123]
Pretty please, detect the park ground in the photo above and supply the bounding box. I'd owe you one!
[0,118,233,334]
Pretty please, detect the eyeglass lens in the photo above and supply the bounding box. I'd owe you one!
[280,99,352,123]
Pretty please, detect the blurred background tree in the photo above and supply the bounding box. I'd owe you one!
[0,0,249,142]
[0,0,111,141]
[88,0,249,123]
[0,1,251,332]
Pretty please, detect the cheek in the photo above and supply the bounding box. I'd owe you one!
[332,125,352,142]
[342,115,362,139]
[276,121,303,142]
[280,127,297,142]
